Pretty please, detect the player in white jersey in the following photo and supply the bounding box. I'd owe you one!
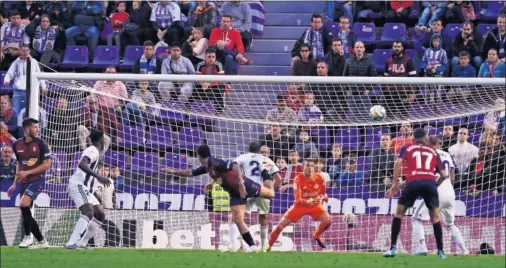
[93,164,116,209]
[65,130,111,249]
[412,136,469,255]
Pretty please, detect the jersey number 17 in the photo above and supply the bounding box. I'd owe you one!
[412,151,433,171]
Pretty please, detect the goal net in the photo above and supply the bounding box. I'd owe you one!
[1,72,504,254]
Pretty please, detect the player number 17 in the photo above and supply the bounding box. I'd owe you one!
[412,151,433,171]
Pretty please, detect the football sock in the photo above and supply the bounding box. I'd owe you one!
[67,215,90,246]
[433,221,444,252]
[241,231,255,247]
[412,219,427,252]
[20,207,33,238]
[78,218,102,246]
[314,217,331,238]
[268,224,285,248]
[228,223,236,250]
[29,216,44,242]
[390,217,402,250]
[260,225,268,250]
[449,225,467,252]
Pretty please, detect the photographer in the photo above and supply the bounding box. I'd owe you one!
[451,21,483,70]
[159,42,196,102]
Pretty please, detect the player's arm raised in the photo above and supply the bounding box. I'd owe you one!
[79,156,110,186]
[163,165,207,177]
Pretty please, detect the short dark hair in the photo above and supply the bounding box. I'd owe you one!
[459,51,470,58]
[432,35,441,40]
[197,144,211,158]
[462,20,474,28]
[432,19,443,25]
[143,40,155,47]
[90,129,104,143]
[21,44,30,49]
[331,37,342,44]
[393,40,404,47]
[428,135,440,147]
[276,94,285,102]
[413,128,427,141]
[9,10,20,17]
[248,140,262,153]
[22,118,38,129]
[221,14,232,20]
[205,47,216,54]
[311,13,322,22]
[40,14,51,22]
[300,43,311,51]
[171,42,181,49]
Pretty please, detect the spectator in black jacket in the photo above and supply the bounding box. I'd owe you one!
[343,41,377,78]
[451,21,484,69]
[291,13,333,64]
[292,43,317,76]
[441,125,457,152]
[324,37,346,76]
[186,1,217,39]
[483,14,506,62]
[356,1,386,20]
[368,132,395,191]
[10,1,43,25]
[41,1,71,54]
[415,19,452,58]
[133,41,163,74]
[123,1,155,46]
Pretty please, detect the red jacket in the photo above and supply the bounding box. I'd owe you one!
[209,27,245,54]
[390,1,414,10]
[111,11,129,31]
[82,106,120,136]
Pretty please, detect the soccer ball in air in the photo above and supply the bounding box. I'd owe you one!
[369,105,386,121]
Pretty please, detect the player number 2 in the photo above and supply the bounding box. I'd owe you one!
[249,160,260,176]
[412,151,433,170]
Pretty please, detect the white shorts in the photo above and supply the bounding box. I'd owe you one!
[413,191,456,226]
[68,181,100,208]
[246,197,270,215]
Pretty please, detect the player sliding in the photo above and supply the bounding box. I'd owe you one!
[233,141,283,251]
[7,118,51,248]
[164,144,275,251]
[384,128,447,259]
[412,136,469,255]
[65,130,111,249]
[267,159,331,251]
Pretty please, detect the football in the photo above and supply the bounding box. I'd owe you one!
[369,105,386,121]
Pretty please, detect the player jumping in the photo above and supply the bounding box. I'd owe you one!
[7,118,51,248]
[65,130,111,249]
[233,141,283,251]
[412,136,468,255]
[267,159,332,251]
[164,144,275,251]
[384,128,447,259]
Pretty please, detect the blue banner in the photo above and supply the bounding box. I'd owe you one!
[1,182,504,217]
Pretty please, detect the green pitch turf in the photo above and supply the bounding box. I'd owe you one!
[1,247,504,268]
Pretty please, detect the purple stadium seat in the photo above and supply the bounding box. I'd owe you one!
[357,156,370,172]
[408,2,420,19]
[364,127,390,150]
[131,152,159,174]
[311,128,331,151]
[0,71,13,94]
[104,151,129,170]
[89,46,119,69]
[120,125,145,148]
[477,24,496,38]
[380,23,407,46]
[334,127,361,151]
[178,127,204,150]
[324,21,340,36]
[372,49,392,73]
[52,151,71,177]
[156,46,170,58]
[409,104,435,119]
[160,100,187,123]
[189,101,216,125]
[483,1,504,21]
[468,113,486,126]
[438,105,466,126]
[41,98,57,113]
[60,46,89,69]
[146,125,173,149]
[352,23,376,45]
[120,46,143,70]
[162,153,188,170]
[443,24,462,41]
[468,129,482,146]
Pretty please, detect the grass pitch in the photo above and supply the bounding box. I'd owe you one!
[1,247,504,268]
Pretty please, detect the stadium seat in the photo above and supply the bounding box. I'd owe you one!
[189,100,216,125]
[364,127,390,150]
[104,151,129,170]
[120,46,143,70]
[223,105,271,119]
[237,66,291,76]
[205,131,262,146]
[262,1,325,13]
[52,151,71,178]
[146,125,173,149]
[379,23,407,46]
[482,1,504,21]
[264,13,312,26]
[155,46,170,59]
[443,23,462,41]
[244,53,292,66]
[178,127,204,150]
[371,49,392,73]
[408,3,421,19]
[357,156,370,172]
[214,120,265,133]
[60,46,89,69]
[346,95,372,121]
[210,144,248,159]
[468,129,482,147]
[1,71,14,94]
[404,49,419,69]
[258,27,305,39]
[468,113,486,127]
[409,104,436,119]
[311,128,331,151]
[323,21,340,36]
[477,24,496,38]
[438,105,467,126]
[249,39,295,53]
[227,88,278,105]
[352,23,376,45]
[89,46,119,69]
[334,127,361,151]
[159,100,187,124]
[41,98,57,113]
[162,153,188,170]
[120,125,145,149]
[131,152,159,174]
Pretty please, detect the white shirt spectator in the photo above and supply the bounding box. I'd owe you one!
[94,178,115,209]
[4,57,47,91]
[449,142,479,174]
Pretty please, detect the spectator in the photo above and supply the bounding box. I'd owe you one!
[327,143,345,183]
[449,127,479,174]
[420,34,448,77]
[17,106,47,131]
[292,43,317,76]
[150,1,183,46]
[324,37,346,76]
[415,2,448,35]
[484,98,506,131]
[266,95,297,136]
[483,14,506,62]
[390,121,413,155]
[193,48,225,112]
[77,95,114,152]
[93,66,128,111]
[416,19,452,58]
[107,1,128,58]
[327,1,354,25]
[284,83,304,113]
[337,155,364,187]
[316,158,332,187]
[260,145,271,159]
[45,96,79,151]
[281,149,303,191]
[451,51,477,77]
[478,48,506,78]
[294,129,319,161]
[11,1,43,24]
[275,157,288,182]
[94,164,115,209]
[441,125,457,151]
[0,145,16,182]
[42,1,71,30]
[124,1,155,46]
[126,81,159,125]
[291,14,332,63]
[183,27,208,65]
[0,95,19,139]
[451,21,483,69]
[110,165,125,187]
[356,1,386,20]
[133,41,163,74]
[368,133,395,190]
[0,10,30,71]
[310,61,343,119]
[446,1,476,24]
[65,1,104,61]
[464,143,505,192]
[220,1,252,51]
[335,16,355,57]
[386,1,414,22]
[209,14,250,75]
[159,42,196,102]
[26,14,60,66]
[259,124,295,159]
[0,3,7,24]
[187,1,217,38]
[298,91,324,123]
[343,41,377,78]
[3,44,47,114]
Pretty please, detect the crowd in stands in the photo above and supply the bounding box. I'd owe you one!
[0,1,505,197]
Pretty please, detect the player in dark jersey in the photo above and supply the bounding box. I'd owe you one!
[383,128,447,259]
[164,144,275,251]
[7,118,51,248]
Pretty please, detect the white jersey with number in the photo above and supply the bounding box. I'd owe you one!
[437,149,455,198]
[94,178,115,209]
[234,153,279,184]
[69,146,100,191]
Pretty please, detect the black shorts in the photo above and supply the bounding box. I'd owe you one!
[229,178,261,207]
[398,179,439,210]
[20,178,45,201]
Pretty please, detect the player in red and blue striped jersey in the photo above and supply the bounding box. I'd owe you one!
[7,118,51,249]
[384,128,447,259]
[164,144,275,251]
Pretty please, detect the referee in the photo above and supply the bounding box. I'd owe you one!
[7,118,51,248]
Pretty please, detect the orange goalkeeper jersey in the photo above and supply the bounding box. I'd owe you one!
[293,173,327,206]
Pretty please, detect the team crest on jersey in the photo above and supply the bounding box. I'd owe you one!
[27,158,38,166]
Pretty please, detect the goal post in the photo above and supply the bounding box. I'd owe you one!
[1,71,503,252]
